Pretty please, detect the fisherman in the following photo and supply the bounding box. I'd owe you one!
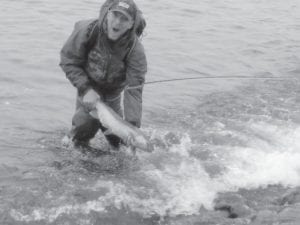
[60,0,147,149]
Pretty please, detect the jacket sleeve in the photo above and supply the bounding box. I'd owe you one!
[124,40,147,128]
[59,20,92,95]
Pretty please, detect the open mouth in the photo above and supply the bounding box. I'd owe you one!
[112,27,120,32]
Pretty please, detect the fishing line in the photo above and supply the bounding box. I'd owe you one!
[145,76,296,85]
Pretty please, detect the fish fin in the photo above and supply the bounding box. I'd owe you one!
[103,129,113,135]
[89,110,98,119]
[123,133,132,146]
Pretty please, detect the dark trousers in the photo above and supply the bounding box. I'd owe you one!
[69,94,123,148]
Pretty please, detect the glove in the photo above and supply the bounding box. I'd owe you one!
[80,89,100,112]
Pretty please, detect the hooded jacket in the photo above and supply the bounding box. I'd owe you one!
[60,0,147,128]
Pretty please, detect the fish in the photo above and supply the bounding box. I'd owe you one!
[89,100,154,152]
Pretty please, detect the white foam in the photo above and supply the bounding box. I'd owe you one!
[220,122,300,189]
[10,122,300,222]
[134,122,300,215]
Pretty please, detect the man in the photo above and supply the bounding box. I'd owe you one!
[60,0,147,149]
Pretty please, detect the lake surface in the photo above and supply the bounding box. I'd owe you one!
[0,0,300,224]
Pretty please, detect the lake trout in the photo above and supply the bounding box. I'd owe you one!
[89,100,153,152]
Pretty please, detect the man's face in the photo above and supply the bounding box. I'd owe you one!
[106,10,134,41]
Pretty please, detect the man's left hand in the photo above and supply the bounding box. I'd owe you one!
[80,89,100,112]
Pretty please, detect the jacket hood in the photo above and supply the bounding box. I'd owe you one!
[98,0,141,43]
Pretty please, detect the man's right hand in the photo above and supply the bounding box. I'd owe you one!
[80,89,100,111]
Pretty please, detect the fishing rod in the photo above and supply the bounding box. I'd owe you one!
[145,75,296,85]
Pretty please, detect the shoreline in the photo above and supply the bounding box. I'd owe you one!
[162,185,300,225]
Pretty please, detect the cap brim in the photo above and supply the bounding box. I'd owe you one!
[110,9,133,21]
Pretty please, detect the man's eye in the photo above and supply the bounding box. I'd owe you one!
[112,11,129,22]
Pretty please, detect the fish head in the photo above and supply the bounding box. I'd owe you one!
[131,134,154,152]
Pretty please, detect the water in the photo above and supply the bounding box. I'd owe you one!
[1,0,300,224]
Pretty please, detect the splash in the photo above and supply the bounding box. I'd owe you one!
[9,121,300,223]
[220,122,300,188]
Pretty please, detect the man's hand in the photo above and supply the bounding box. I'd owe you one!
[80,89,100,112]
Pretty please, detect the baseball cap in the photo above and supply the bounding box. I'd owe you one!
[110,0,137,20]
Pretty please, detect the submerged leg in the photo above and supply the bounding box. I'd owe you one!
[104,134,122,148]
[70,107,101,146]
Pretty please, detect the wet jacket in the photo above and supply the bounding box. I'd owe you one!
[60,1,147,127]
